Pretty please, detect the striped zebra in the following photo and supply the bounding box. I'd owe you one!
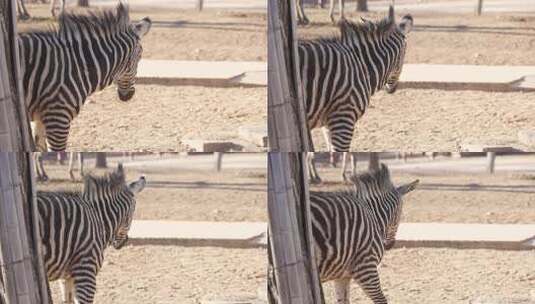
[37,164,145,303]
[310,164,418,303]
[299,6,413,152]
[18,3,152,151]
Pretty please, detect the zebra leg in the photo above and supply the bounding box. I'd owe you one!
[79,153,84,178]
[353,266,388,304]
[17,0,31,20]
[339,0,345,22]
[43,116,71,151]
[333,277,351,304]
[68,152,76,181]
[341,152,349,182]
[50,0,56,17]
[296,0,310,25]
[72,271,97,304]
[350,152,357,176]
[60,0,65,16]
[60,278,75,304]
[321,127,337,168]
[329,0,336,24]
[34,152,49,182]
[327,121,354,152]
[307,152,322,184]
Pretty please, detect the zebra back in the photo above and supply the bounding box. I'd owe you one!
[310,164,418,281]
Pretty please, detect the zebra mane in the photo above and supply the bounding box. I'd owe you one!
[83,169,126,195]
[338,16,396,40]
[350,164,395,197]
[58,3,131,38]
[22,3,132,38]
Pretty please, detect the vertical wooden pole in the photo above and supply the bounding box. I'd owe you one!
[268,152,324,304]
[0,1,50,302]
[475,0,483,15]
[267,0,312,151]
[486,152,496,174]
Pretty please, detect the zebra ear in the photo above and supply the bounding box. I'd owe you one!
[399,15,413,34]
[388,4,395,22]
[133,17,152,38]
[397,179,419,196]
[129,176,146,194]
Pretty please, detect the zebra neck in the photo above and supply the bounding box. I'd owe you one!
[62,32,132,96]
[361,192,397,235]
[88,194,127,245]
[345,33,401,94]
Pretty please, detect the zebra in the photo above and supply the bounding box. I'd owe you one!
[18,3,152,151]
[299,6,413,153]
[310,164,418,303]
[37,163,146,303]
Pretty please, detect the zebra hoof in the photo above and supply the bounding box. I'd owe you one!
[310,177,322,184]
[19,14,31,21]
[38,175,49,182]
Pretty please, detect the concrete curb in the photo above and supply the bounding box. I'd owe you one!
[128,221,535,250]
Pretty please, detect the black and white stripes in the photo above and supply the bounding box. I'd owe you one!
[18,3,151,151]
[37,164,146,304]
[298,6,413,151]
[310,164,418,303]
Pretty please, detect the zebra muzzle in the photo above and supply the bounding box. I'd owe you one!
[118,88,135,102]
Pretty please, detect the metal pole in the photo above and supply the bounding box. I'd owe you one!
[486,152,496,174]
[214,152,223,172]
[196,0,204,11]
[476,0,483,15]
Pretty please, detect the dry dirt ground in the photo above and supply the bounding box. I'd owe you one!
[300,9,535,151]
[49,246,266,304]
[16,6,267,151]
[309,160,535,224]
[323,248,535,304]
[37,161,267,222]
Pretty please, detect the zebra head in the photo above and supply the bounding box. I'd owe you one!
[351,164,418,250]
[115,5,152,102]
[82,163,146,250]
[384,177,419,249]
[384,6,413,94]
[113,165,146,250]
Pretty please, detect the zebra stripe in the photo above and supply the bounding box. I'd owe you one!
[298,6,413,151]
[18,3,151,151]
[310,164,418,303]
[37,164,145,303]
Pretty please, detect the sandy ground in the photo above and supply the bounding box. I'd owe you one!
[309,161,535,224]
[49,246,266,304]
[16,6,267,151]
[37,161,267,222]
[67,85,266,151]
[310,89,535,151]
[323,248,535,304]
